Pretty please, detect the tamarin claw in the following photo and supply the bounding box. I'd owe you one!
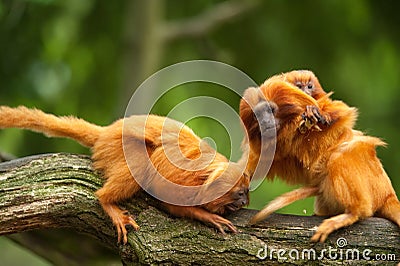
[298,118,322,134]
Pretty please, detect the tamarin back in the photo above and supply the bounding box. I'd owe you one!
[0,106,249,243]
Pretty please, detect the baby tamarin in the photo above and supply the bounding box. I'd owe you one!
[0,106,249,243]
[240,70,400,242]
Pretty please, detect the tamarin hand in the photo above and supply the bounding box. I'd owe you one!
[0,106,250,244]
[299,106,324,133]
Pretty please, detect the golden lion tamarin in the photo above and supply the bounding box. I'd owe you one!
[0,106,249,243]
[240,70,400,242]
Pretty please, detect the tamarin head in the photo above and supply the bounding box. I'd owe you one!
[200,163,250,215]
[266,70,327,99]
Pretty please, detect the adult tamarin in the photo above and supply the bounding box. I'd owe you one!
[0,106,249,243]
[240,70,400,242]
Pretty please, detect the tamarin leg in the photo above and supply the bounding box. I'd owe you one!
[164,204,237,234]
[377,195,400,227]
[94,157,142,243]
[312,181,369,242]
[96,175,141,244]
[312,149,374,242]
[311,213,360,242]
[90,125,145,243]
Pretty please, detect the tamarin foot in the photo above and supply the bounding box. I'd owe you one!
[310,213,359,243]
[102,203,140,244]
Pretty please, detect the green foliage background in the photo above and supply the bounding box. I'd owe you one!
[1,0,399,264]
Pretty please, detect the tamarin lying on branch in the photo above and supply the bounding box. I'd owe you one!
[0,106,249,244]
[240,70,400,242]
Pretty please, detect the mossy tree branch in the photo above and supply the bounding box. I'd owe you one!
[0,153,399,265]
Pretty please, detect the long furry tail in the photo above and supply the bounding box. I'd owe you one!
[0,106,103,147]
[249,186,319,224]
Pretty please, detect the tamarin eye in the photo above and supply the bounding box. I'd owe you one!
[295,82,303,89]
[307,83,314,89]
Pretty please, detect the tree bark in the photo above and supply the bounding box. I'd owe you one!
[0,153,399,265]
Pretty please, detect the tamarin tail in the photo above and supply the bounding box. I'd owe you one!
[0,106,103,147]
[249,186,319,224]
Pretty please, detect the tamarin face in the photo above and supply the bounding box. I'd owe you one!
[294,78,316,96]
[223,181,249,213]
[253,99,280,137]
[207,188,249,216]
[275,70,327,99]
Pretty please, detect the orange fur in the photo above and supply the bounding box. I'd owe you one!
[240,70,400,242]
[0,106,249,243]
